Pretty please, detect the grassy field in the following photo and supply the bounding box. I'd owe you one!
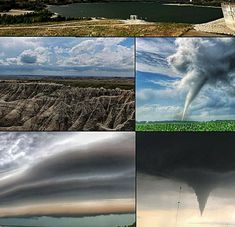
[43,77,134,90]
[0,19,192,36]
[136,120,235,131]
[0,77,134,90]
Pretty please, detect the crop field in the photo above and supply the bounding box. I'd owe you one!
[136,120,235,131]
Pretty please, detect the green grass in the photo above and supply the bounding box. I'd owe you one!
[136,120,235,132]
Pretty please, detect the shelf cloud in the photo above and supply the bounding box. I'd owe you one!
[0,132,135,218]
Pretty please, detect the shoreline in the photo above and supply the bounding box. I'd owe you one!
[194,18,235,36]
[47,1,221,7]
[162,3,221,9]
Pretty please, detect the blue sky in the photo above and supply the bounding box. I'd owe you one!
[136,38,235,121]
[0,37,134,77]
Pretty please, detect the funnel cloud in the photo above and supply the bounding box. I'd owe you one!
[168,38,235,119]
[136,38,235,122]
[137,132,235,215]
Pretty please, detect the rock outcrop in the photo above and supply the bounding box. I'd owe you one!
[0,82,135,131]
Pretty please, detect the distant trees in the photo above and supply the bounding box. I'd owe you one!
[0,0,45,11]
[117,223,136,227]
[0,10,67,24]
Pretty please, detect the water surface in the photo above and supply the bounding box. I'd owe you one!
[0,214,135,227]
[48,3,223,23]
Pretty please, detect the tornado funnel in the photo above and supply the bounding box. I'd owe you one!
[192,184,212,215]
[181,75,208,120]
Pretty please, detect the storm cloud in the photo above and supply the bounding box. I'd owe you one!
[168,38,235,120]
[0,132,135,218]
[137,132,235,215]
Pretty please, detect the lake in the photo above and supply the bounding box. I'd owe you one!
[48,3,223,24]
[0,214,135,227]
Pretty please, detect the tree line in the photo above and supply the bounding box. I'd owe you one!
[0,10,64,24]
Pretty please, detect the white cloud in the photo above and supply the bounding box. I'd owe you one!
[136,38,178,76]
[137,104,182,121]
[58,38,134,70]
[19,47,50,65]
[0,37,134,76]
[137,87,179,102]
[6,58,18,65]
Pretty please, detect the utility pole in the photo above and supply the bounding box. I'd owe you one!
[175,186,182,227]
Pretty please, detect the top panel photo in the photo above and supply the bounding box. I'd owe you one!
[0,0,234,37]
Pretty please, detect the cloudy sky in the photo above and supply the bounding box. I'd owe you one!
[136,38,235,121]
[0,132,135,227]
[0,37,134,77]
[137,132,235,227]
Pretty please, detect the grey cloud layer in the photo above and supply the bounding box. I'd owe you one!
[0,132,135,217]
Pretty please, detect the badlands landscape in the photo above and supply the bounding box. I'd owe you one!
[0,77,135,131]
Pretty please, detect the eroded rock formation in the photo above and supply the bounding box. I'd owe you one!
[0,82,135,131]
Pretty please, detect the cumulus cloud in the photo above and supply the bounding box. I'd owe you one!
[0,132,135,218]
[0,37,134,77]
[20,50,37,64]
[19,47,50,65]
[59,38,134,70]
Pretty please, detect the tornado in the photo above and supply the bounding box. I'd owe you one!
[168,38,235,120]
[137,133,235,216]
[194,185,211,215]
[181,75,208,120]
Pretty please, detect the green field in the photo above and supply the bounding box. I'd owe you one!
[136,120,235,131]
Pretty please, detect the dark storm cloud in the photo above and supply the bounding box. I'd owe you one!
[0,132,135,217]
[137,132,235,215]
[168,38,235,119]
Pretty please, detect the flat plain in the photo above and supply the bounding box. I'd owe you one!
[136,120,235,131]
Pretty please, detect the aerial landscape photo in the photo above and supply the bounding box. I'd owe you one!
[0,37,135,131]
[137,132,235,227]
[0,132,135,227]
[136,37,235,131]
[0,0,233,36]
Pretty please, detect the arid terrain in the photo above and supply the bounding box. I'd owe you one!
[0,77,135,131]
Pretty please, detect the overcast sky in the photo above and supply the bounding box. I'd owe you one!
[0,132,135,226]
[136,38,235,121]
[137,132,235,227]
[0,37,134,77]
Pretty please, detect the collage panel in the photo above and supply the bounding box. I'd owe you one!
[0,37,135,131]
[1,1,235,227]
[0,132,135,227]
[137,132,235,227]
[136,37,235,131]
[0,1,233,36]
